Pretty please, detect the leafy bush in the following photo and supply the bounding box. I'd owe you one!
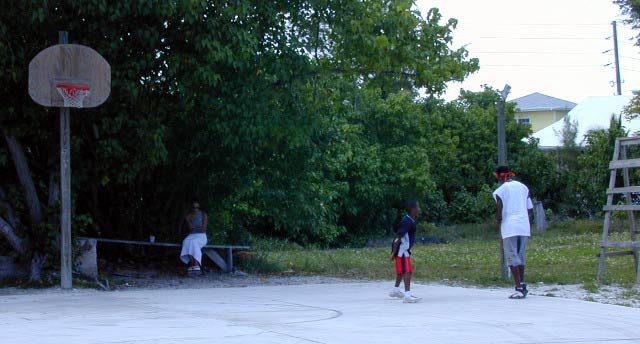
[560,117,627,216]
[420,222,496,243]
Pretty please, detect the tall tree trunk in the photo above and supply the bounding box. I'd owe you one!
[4,130,43,225]
[0,201,20,228]
[0,212,43,282]
[3,131,47,281]
[0,187,21,229]
[0,186,28,254]
[0,216,27,255]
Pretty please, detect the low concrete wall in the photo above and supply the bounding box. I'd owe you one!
[75,238,98,278]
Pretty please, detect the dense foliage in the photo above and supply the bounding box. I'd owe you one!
[0,0,629,273]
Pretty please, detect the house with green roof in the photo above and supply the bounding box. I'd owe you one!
[510,92,577,132]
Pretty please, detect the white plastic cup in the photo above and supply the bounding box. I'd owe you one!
[149,235,156,243]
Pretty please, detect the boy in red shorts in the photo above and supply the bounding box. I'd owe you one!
[389,200,421,303]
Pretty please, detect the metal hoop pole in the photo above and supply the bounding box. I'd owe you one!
[59,30,72,290]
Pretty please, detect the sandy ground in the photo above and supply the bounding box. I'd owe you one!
[2,273,639,308]
[1,280,640,344]
[99,272,640,309]
[529,282,640,308]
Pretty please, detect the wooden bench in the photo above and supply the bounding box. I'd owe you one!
[76,237,250,276]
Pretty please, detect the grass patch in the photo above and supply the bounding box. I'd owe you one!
[237,251,286,274]
[583,281,599,293]
[620,287,640,299]
[239,220,639,286]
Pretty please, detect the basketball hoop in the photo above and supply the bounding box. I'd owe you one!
[56,84,90,108]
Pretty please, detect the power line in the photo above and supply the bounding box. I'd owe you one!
[481,64,606,68]
[479,36,607,40]
[620,40,639,46]
[473,51,603,55]
[464,22,610,27]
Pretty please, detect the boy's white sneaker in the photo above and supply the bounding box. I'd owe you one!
[389,289,404,299]
[403,294,422,303]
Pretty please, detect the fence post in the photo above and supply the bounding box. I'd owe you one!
[534,201,548,230]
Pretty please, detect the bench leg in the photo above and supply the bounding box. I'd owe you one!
[227,248,233,273]
[202,248,228,272]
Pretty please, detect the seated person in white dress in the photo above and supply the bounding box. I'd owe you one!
[180,199,208,272]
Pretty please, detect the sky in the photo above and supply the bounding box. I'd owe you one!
[415,0,640,103]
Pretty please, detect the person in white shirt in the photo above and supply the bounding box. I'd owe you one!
[492,166,533,299]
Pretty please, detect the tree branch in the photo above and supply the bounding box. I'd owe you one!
[3,130,43,225]
[0,215,28,255]
[0,201,20,229]
[0,186,21,229]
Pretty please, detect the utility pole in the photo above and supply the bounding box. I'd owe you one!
[497,84,511,166]
[497,84,511,280]
[613,21,622,96]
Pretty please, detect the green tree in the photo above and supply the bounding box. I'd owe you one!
[615,0,640,121]
[1,0,482,275]
[616,0,640,43]
[556,116,580,172]
[564,116,627,216]
[421,87,554,223]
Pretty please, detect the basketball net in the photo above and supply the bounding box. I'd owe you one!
[56,84,90,108]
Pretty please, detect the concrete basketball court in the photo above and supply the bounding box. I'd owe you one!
[1,282,639,344]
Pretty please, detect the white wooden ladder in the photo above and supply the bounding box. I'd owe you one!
[597,137,640,283]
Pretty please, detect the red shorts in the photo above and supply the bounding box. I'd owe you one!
[395,256,413,275]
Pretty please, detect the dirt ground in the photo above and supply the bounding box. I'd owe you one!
[2,267,638,309]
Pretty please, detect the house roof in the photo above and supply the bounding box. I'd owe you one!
[531,96,636,149]
[510,92,577,112]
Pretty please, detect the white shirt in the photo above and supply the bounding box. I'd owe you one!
[493,180,534,239]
